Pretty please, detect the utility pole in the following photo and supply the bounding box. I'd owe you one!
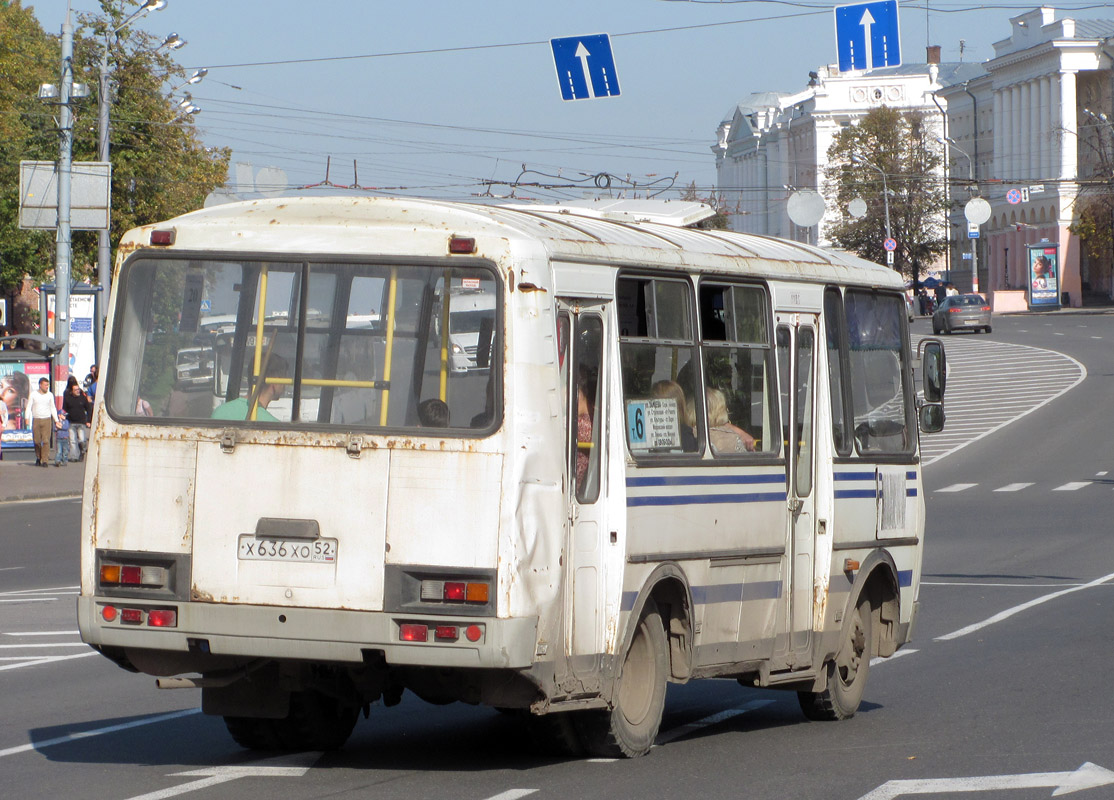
[54,12,75,383]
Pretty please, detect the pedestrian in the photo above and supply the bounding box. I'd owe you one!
[0,393,7,460]
[54,411,70,466]
[62,380,93,461]
[27,377,59,467]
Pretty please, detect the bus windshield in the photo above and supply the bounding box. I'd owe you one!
[107,257,500,432]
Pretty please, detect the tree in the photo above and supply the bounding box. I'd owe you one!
[823,106,949,289]
[680,181,729,229]
[0,1,230,319]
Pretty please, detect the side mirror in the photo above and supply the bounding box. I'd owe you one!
[920,339,946,403]
[919,403,945,433]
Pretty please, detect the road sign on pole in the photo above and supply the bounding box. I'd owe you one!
[834,0,901,72]
[551,34,621,101]
[883,237,898,251]
[1006,188,1023,205]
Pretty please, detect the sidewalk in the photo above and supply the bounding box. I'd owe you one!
[0,452,85,503]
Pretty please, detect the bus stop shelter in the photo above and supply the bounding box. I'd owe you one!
[0,335,64,450]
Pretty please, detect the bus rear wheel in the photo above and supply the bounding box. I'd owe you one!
[576,599,667,758]
[224,690,359,751]
[798,594,872,721]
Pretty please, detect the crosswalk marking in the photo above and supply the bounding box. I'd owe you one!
[1053,481,1091,491]
[995,483,1034,492]
[916,337,1085,467]
[937,483,976,493]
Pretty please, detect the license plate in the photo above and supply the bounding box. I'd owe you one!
[963,319,979,325]
[237,535,338,563]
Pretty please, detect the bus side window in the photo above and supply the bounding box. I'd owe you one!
[573,314,603,503]
[618,276,700,457]
[824,288,852,456]
[845,291,912,454]
[699,282,776,457]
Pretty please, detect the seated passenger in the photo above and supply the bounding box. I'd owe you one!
[651,379,697,452]
[418,398,450,427]
[212,356,287,423]
[706,387,756,454]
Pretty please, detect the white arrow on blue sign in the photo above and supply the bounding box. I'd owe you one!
[551,34,621,101]
[834,0,901,72]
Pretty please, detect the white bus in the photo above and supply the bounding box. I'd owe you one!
[78,197,945,757]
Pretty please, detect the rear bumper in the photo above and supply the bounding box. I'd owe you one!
[77,596,538,671]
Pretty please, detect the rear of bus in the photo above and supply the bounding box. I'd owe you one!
[76,203,559,749]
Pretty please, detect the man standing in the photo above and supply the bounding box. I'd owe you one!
[27,377,59,467]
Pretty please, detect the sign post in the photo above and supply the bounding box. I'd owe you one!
[964,197,991,293]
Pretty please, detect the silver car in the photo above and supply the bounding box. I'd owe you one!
[932,293,992,334]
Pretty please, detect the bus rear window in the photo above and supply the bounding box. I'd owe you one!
[107,258,500,433]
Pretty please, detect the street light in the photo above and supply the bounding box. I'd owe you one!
[851,153,892,245]
[938,136,980,292]
[95,0,170,351]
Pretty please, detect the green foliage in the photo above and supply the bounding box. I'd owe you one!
[823,106,949,285]
[681,181,730,230]
[0,0,230,295]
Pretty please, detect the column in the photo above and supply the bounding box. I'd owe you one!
[1039,76,1052,179]
[1011,85,1023,180]
[1059,70,1078,181]
[1020,81,1032,180]
[998,91,1007,178]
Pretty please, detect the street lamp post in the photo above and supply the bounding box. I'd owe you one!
[940,136,979,292]
[851,153,892,249]
[95,0,169,348]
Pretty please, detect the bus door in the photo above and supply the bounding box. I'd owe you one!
[557,300,608,672]
[775,314,817,667]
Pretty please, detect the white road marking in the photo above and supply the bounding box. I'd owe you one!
[858,761,1114,799]
[1054,481,1091,491]
[0,651,98,672]
[0,708,202,759]
[0,643,92,649]
[994,483,1034,492]
[121,751,323,800]
[0,495,81,506]
[936,483,976,493]
[653,698,774,746]
[871,648,917,667]
[2,630,81,636]
[935,570,1114,642]
[0,599,55,604]
[1098,471,1109,477]
[0,585,79,595]
[483,791,538,800]
[0,567,25,572]
[923,581,1102,588]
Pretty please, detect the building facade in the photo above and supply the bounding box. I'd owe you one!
[713,60,981,253]
[937,6,1114,309]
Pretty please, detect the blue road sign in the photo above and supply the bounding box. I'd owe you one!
[551,34,621,101]
[834,1,901,72]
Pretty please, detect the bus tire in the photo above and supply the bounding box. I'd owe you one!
[223,715,286,750]
[523,711,585,756]
[798,594,872,721]
[575,599,667,758]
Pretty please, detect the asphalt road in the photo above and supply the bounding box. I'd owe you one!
[1,311,1111,800]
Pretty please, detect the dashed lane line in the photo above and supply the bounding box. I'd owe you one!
[995,483,1034,492]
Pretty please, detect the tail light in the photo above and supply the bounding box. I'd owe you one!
[100,562,168,589]
[420,579,491,604]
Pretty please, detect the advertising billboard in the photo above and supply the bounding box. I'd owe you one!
[1027,244,1060,309]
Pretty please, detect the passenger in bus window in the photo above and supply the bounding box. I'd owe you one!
[706,387,755,454]
[418,398,449,427]
[211,356,287,423]
[575,370,595,487]
[651,379,697,452]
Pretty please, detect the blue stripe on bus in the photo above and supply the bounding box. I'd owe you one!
[626,474,785,488]
[906,488,918,497]
[898,570,913,587]
[621,582,782,612]
[627,491,787,507]
[834,489,877,499]
[906,471,917,480]
[833,471,875,481]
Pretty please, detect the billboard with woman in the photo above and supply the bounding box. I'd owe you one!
[1027,245,1060,309]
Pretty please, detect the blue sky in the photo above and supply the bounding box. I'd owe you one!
[31,1,1104,202]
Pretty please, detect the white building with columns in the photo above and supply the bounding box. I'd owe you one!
[937,6,1114,309]
[713,59,982,249]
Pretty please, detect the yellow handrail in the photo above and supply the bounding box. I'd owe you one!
[379,267,398,426]
[249,267,269,421]
[439,270,451,402]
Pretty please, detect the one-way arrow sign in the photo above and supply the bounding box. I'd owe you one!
[834,0,902,72]
[857,762,1114,799]
[551,34,621,101]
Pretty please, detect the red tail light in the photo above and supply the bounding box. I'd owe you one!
[400,624,428,642]
[981,306,990,311]
[948,308,962,313]
[434,625,459,641]
[147,609,177,628]
[121,608,143,624]
[444,582,466,601]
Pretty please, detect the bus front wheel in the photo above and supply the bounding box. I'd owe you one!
[798,594,872,721]
[576,599,668,758]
